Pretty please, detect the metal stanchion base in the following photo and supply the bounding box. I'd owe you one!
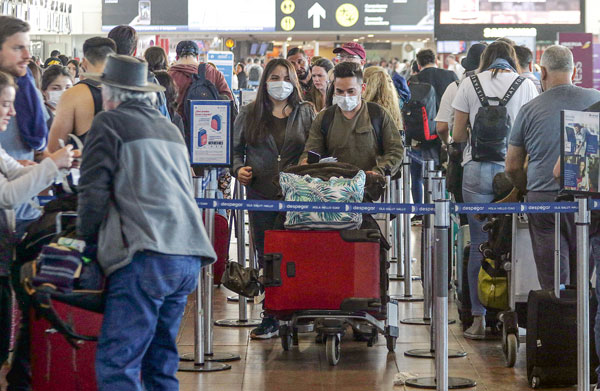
[404,348,467,359]
[392,294,424,302]
[226,295,239,302]
[214,318,262,327]
[400,318,456,325]
[389,274,405,281]
[180,352,240,362]
[178,361,231,372]
[404,377,476,389]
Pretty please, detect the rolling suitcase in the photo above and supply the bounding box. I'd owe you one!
[526,212,598,387]
[211,213,229,285]
[30,300,102,391]
[263,230,381,317]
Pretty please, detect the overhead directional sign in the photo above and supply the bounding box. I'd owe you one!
[275,0,431,32]
[308,2,326,29]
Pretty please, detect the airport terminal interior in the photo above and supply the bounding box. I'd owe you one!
[1,0,600,390]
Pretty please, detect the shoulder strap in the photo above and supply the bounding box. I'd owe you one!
[470,75,489,107]
[198,63,207,83]
[500,76,526,106]
[319,105,337,141]
[366,102,384,155]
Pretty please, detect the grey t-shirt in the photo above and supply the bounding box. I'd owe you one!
[509,84,600,192]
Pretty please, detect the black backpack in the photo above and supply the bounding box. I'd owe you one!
[183,63,221,129]
[249,65,261,82]
[470,75,525,162]
[320,102,385,155]
[402,79,437,143]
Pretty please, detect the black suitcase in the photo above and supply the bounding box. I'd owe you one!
[526,288,598,387]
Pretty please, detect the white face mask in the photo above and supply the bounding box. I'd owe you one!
[333,94,360,112]
[47,90,65,108]
[267,81,294,101]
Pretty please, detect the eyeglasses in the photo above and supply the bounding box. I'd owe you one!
[337,54,362,61]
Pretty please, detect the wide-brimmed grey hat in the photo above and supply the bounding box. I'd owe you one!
[83,54,165,93]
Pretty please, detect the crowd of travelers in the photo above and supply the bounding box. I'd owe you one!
[0,12,600,391]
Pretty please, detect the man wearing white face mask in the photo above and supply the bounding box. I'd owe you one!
[41,64,73,128]
[300,62,403,177]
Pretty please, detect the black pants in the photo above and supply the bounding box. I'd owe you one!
[0,276,11,366]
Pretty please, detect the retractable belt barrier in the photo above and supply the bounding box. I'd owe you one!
[38,196,599,215]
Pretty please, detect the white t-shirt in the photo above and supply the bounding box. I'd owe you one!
[435,79,460,134]
[452,70,539,165]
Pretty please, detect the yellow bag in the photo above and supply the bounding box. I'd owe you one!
[477,258,508,310]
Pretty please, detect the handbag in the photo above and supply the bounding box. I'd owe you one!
[478,257,508,310]
[446,141,465,196]
[221,261,261,298]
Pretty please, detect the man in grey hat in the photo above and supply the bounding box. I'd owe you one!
[76,54,217,390]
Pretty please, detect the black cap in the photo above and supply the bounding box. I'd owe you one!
[176,40,199,57]
[461,43,487,72]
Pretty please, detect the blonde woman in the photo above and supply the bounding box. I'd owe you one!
[363,66,403,131]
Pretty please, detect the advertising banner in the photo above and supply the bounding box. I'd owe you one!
[594,44,600,90]
[561,109,600,195]
[190,101,232,167]
[207,51,234,91]
[559,33,594,89]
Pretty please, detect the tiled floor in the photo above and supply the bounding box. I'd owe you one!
[175,226,580,391]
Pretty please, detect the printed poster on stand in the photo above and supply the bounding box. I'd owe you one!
[189,100,232,167]
[561,109,600,194]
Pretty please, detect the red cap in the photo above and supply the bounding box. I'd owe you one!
[333,42,366,60]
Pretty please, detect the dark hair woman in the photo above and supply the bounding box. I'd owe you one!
[451,40,538,340]
[67,59,80,82]
[232,58,315,340]
[144,46,169,73]
[41,65,73,127]
[306,57,333,112]
[153,70,184,135]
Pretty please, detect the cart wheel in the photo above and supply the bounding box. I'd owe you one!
[386,335,397,353]
[505,333,518,368]
[280,326,292,351]
[326,335,341,366]
[530,376,540,389]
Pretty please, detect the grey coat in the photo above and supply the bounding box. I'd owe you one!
[77,100,216,276]
[233,101,315,199]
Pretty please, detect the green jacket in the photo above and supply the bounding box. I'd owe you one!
[301,100,404,176]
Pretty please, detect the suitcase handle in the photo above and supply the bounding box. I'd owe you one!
[263,253,282,287]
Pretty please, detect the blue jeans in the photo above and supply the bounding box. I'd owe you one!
[409,144,440,205]
[462,161,504,316]
[96,252,201,391]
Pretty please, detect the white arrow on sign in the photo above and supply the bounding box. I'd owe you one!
[308,2,326,29]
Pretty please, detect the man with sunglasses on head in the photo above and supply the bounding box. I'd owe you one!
[333,42,367,69]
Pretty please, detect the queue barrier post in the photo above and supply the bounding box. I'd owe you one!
[576,197,590,391]
[179,175,231,372]
[393,152,423,302]
[404,172,465,360]
[405,177,475,389]
[215,181,262,328]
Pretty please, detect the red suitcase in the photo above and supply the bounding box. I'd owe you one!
[203,213,229,285]
[30,301,102,391]
[263,230,381,317]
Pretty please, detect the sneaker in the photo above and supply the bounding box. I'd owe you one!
[250,316,279,340]
[464,315,486,340]
[411,215,423,226]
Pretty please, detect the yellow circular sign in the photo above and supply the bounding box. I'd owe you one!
[225,38,235,49]
[336,3,359,28]
[281,0,295,15]
[281,16,295,31]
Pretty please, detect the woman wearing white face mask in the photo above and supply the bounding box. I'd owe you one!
[233,58,315,340]
[41,65,73,128]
